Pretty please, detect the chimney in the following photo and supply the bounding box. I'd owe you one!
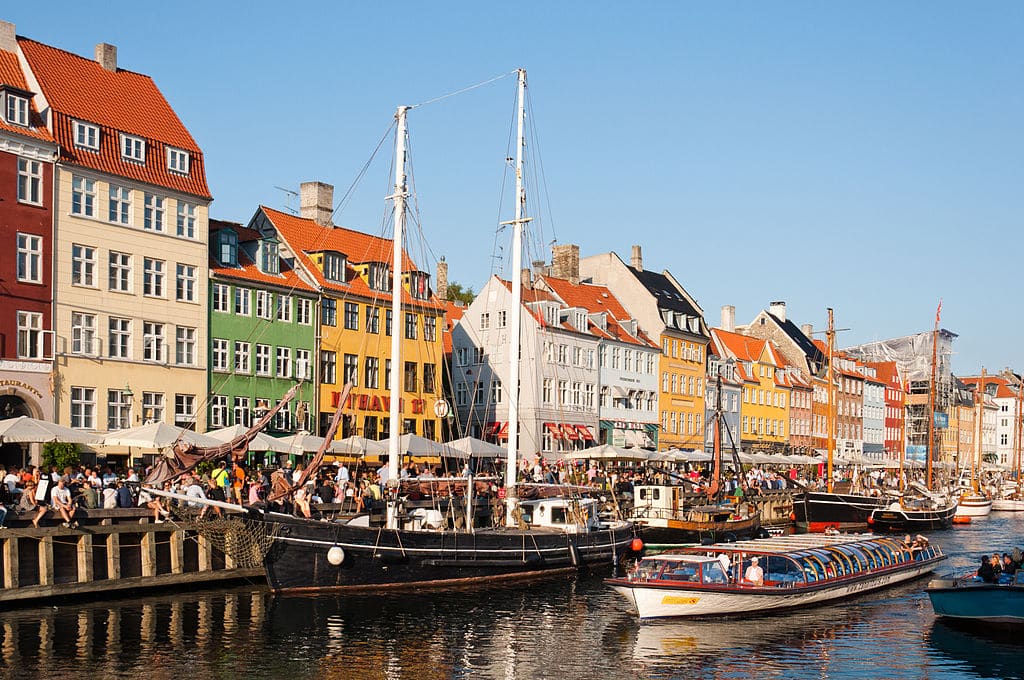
[532,259,546,277]
[300,181,334,227]
[551,244,580,284]
[0,22,15,54]
[721,305,735,332]
[801,323,813,338]
[95,43,117,72]
[435,257,449,301]
[521,268,532,290]
[769,300,786,322]
[630,244,643,271]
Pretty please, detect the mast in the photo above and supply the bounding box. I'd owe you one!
[708,373,723,499]
[504,68,529,527]
[973,368,985,492]
[826,308,835,494]
[926,301,940,490]
[387,105,410,525]
[1015,372,1023,483]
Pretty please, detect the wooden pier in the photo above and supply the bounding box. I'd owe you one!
[0,509,264,604]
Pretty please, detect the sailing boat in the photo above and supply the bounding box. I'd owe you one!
[868,303,957,532]
[630,375,764,546]
[954,369,993,517]
[249,70,636,591]
[992,371,1024,511]
[792,309,887,532]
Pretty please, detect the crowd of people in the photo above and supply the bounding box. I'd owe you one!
[975,549,1022,583]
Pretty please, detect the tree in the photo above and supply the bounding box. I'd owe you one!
[445,281,475,305]
[41,442,81,471]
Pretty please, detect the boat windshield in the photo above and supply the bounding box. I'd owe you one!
[701,561,728,585]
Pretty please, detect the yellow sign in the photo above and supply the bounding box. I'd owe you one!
[662,596,700,605]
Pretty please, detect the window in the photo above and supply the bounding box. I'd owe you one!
[233,397,251,428]
[480,313,490,330]
[109,185,131,225]
[572,381,582,407]
[212,283,229,312]
[71,176,96,217]
[321,351,336,384]
[409,271,429,300]
[108,251,131,292]
[276,295,292,322]
[456,382,468,406]
[255,344,271,376]
[6,93,28,126]
[234,287,250,316]
[70,387,96,429]
[107,389,132,430]
[364,356,379,389]
[559,380,569,406]
[143,322,165,362]
[258,240,279,275]
[366,306,379,334]
[543,379,553,405]
[497,310,507,328]
[142,392,164,424]
[275,347,292,378]
[174,394,196,430]
[176,202,196,238]
[143,258,164,297]
[256,290,273,319]
[474,383,485,405]
[405,312,417,340]
[216,229,237,266]
[344,302,359,330]
[71,312,96,355]
[167,147,190,175]
[17,233,42,282]
[209,395,228,428]
[403,361,417,392]
[234,341,250,373]
[16,311,43,359]
[323,252,345,282]
[385,359,392,389]
[143,194,165,232]
[17,158,42,205]
[343,353,358,386]
[322,298,336,326]
[120,134,145,162]
[295,349,311,380]
[73,121,99,150]
[585,383,595,409]
[424,316,436,342]
[176,327,196,365]
[385,309,393,336]
[297,298,313,325]
[72,244,96,286]
[490,379,502,404]
[175,264,197,302]
[558,345,568,364]
[108,317,131,359]
[424,363,436,393]
[212,338,229,371]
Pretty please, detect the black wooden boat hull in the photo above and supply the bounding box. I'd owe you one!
[638,517,766,546]
[792,491,887,533]
[868,503,958,532]
[258,513,638,591]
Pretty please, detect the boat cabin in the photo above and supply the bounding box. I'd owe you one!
[517,497,601,533]
[632,554,729,585]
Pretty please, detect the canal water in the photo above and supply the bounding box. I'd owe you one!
[2,514,1022,680]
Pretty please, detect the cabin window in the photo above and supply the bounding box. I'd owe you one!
[550,507,567,524]
[701,562,728,585]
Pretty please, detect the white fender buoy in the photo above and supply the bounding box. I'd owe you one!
[327,546,345,565]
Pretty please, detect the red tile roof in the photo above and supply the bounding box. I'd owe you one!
[713,327,769,364]
[0,49,52,143]
[540,276,658,348]
[441,300,466,355]
[18,37,210,199]
[209,224,315,293]
[262,206,443,310]
[960,375,1019,399]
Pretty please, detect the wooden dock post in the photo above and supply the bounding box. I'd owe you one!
[3,536,18,589]
[77,534,93,583]
[198,533,213,572]
[141,532,157,577]
[38,536,53,587]
[170,530,185,574]
[106,533,120,580]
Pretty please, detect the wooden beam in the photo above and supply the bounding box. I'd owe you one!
[170,530,185,574]
[77,533,94,583]
[106,533,120,580]
[141,532,157,577]
[38,536,53,587]
[3,536,19,589]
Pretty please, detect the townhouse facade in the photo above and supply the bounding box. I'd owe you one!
[704,336,742,453]
[874,361,905,462]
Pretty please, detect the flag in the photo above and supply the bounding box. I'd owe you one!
[935,300,942,325]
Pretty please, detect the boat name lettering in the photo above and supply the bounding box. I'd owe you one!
[661,596,700,606]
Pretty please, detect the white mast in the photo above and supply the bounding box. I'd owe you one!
[387,106,410,524]
[504,68,529,527]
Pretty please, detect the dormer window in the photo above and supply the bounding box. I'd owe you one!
[121,134,146,163]
[258,239,280,275]
[5,93,28,127]
[323,252,346,283]
[216,230,238,267]
[73,120,99,150]
[167,147,190,175]
[367,263,390,292]
[409,271,429,300]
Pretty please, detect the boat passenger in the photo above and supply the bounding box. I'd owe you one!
[743,557,764,586]
[1001,553,1019,576]
[977,554,999,583]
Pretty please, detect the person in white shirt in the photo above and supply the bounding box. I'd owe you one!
[335,464,350,486]
[744,556,764,586]
[50,478,76,528]
[102,485,118,509]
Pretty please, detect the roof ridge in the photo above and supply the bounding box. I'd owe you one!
[17,36,154,81]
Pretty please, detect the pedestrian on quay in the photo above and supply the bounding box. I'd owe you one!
[21,481,47,528]
[51,477,77,528]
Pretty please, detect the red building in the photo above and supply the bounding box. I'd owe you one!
[874,361,905,462]
[0,24,58,438]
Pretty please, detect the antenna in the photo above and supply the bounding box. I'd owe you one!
[274,185,299,215]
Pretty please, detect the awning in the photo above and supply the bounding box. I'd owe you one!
[544,423,563,439]
[483,422,508,438]
[611,386,630,399]
[575,425,596,441]
[561,424,580,440]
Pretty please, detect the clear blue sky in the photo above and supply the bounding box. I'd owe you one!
[8,2,1022,376]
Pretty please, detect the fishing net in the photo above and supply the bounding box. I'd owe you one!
[169,507,279,568]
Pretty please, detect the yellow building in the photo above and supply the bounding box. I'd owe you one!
[19,36,212,434]
[712,328,791,451]
[262,183,445,442]
[658,334,709,449]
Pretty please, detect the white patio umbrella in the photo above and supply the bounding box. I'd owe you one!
[274,431,327,454]
[101,422,220,448]
[396,433,448,457]
[0,416,102,445]
[205,424,292,453]
[553,443,655,462]
[442,436,506,459]
[330,435,388,456]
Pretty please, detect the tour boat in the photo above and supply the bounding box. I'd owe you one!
[607,534,945,620]
[926,571,1024,625]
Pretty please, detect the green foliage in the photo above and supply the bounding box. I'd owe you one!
[194,460,216,477]
[982,452,999,464]
[41,442,80,471]
[446,281,475,305]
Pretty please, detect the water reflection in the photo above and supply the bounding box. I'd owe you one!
[927,619,1024,680]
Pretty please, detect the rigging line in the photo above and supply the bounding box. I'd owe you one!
[332,119,398,222]
[524,87,558,249]
[409,70,518,110]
